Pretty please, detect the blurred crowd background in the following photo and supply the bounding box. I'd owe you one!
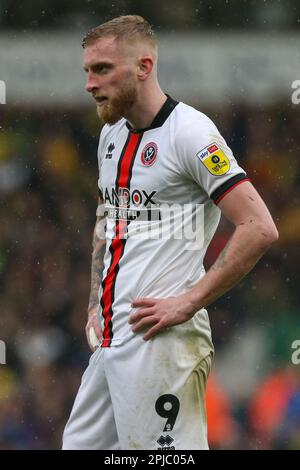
[1,0,300,450]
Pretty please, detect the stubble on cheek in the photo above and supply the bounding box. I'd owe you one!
[96,78,137,125]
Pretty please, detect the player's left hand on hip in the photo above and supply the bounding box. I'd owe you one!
[129,296,196,340]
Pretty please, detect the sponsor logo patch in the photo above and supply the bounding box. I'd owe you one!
[208,144,218,154]
[196,142,230,175]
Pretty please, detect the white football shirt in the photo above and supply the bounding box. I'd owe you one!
[97,96,248,348]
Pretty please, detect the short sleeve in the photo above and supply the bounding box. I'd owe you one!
[174,109,248,204]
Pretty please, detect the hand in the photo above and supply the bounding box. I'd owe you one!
[128,295,196,341]
[85,305,102,352]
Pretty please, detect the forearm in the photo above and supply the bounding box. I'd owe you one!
[87,214,106,312]
[88,240,106,312]
[129,182,279,340]
[185,222,277,311]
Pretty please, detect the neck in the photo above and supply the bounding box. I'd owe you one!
[125,85,167,130]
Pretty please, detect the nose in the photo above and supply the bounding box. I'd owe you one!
[85,72,99,94]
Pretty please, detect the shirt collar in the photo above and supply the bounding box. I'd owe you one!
[125,94,178,133]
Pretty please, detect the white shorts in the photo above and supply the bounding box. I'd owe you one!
[62,320,213,450]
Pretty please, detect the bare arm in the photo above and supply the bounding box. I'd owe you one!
[184,181,279,310]
[86,194,106,350]
[129,181,279,339]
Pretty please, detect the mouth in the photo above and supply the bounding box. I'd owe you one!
[94,96,108,106]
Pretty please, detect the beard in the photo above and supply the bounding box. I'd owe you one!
[96,82,138,126]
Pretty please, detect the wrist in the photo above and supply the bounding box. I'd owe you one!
[181,290,203,315]
[87,303,98,316]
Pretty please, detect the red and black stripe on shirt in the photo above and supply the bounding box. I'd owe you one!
[100,131,143,348]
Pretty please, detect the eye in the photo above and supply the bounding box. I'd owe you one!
[94,64,112,75]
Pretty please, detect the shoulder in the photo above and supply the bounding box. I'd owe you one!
[172,102,219,146]
[171,102,220,153]
[174,102,217,131]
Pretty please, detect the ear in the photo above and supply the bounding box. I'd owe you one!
[137,56,154,81]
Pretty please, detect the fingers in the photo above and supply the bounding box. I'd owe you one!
[143,322,165,341]
[91,316,102,339]
[88,325,100,351]
[86,310,102,352]
[129,299,168,340]
[86,326,99,352]
[131,298,157,308]
[128,308,155,324]
[131,314,158,333]
[86,331,95,352]
[129,306,170,339]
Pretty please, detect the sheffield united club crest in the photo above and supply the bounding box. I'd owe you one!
[141,142,158,167]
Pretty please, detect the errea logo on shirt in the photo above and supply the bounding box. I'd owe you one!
[105,142,115,159]
[196,142,230,176]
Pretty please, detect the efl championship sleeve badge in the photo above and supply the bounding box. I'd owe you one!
[196,143,230,175]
